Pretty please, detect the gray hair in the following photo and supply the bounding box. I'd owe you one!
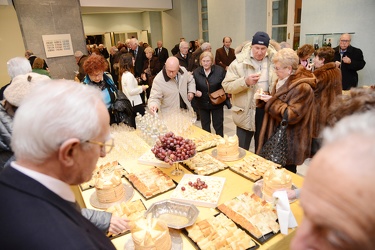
[74,50,83,58]
[201,42,211,51]
[12,80,104,164]
[179,41,189,49]
[272,48,299,70]
[7,57,32,79]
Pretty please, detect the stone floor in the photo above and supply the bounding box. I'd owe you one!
[194,106,310,176]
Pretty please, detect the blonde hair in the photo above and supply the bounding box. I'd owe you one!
[199,51,214,65]
[144,46,154,54]
[272,48,299,70]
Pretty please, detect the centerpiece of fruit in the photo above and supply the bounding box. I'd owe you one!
[151,132,196,165]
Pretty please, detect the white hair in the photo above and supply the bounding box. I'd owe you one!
[7,57,32,79]
[11,79,105,164]
[201,42,211,51]
[323,110,375,145]
[179,41,188,49]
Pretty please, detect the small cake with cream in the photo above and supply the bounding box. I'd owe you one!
[262,168,292,202]
[216,134,240,161]
[131,215,171,250]
[95,163,125,203]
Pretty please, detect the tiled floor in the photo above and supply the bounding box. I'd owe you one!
[194,106,309,176]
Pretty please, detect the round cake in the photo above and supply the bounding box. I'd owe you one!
[131,216,171,250]
[262,168,292,202]
[95,166,125,203]
[216,134,240,161]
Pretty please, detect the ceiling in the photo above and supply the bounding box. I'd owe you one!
[80,6,170,15]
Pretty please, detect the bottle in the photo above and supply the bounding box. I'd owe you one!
[135,112,142,130]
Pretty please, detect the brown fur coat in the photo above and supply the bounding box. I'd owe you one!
[311,62,342,138]
[257,66,316,165]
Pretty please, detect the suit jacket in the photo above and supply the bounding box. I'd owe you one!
[215,46,236,70]
[131,46,147,78]
[174,52,193,72]
[0,167,116,250]
[154,47,169,67]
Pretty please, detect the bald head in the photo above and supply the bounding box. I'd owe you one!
[165,57,180,79]
[292,111,375,250]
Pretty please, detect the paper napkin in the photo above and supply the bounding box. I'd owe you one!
[273,190,298,235]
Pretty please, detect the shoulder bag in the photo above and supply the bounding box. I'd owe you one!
[259,109,288,166]
[206,79,226,105]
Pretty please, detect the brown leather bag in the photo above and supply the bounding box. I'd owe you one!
[206,79,226,105]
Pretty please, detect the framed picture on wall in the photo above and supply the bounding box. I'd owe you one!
[42,34,74,58]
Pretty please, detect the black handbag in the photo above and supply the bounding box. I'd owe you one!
[259,109,288,166]
[111,90,134,127]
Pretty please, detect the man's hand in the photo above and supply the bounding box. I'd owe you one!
[342,56,351,64]
[188,92,195,101]
[245,73,261,86]
[108,215,130,235]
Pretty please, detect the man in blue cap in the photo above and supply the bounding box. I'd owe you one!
[222,31,278,152]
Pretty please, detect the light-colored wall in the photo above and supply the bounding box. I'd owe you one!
[207,0,267,54]
[0,5,26,84]
[301,0,374,85]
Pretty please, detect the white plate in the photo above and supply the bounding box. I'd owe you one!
[170,174,226,208]
[124,228,182,250]
[211,147,246,162]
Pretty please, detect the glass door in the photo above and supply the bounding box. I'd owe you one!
[267,0,301,50]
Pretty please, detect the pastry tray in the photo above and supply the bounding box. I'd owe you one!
[228,167,262,182]
[182,213,259,249]
[170,174,226,208]
[217,193,280,244]
[180,152,228,176]
[124,167,177,200]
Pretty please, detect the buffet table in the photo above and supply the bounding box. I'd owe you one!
[73,125,304,250]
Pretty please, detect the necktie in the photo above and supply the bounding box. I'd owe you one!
[225,48,229,56]
[159,48,161,54]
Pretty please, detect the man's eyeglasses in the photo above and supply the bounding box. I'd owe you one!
[340,40,350,43]
[85,138,114,154]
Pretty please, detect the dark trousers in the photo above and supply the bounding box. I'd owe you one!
[236,126,254,151]
[254,107,265,153]
[200,108,224,137]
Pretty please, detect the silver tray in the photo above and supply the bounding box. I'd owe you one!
[211,147,246,162]
[252,179,298,203]
[144,200,199,229]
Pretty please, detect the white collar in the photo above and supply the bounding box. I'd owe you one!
[11,161,76,202]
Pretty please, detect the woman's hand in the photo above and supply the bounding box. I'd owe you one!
[141,85,149,91]
[108,215,130,235]
[195,90,202,97]
[260,94,272,102]
[141,73,147,81]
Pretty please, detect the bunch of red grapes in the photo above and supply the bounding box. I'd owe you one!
[151,132,196,165]
[181,178,207,191]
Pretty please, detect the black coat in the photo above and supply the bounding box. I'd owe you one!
[0,104,13,170]
[154,47,169,68]
[0,167,116,249]
[131,46,147,78]
[333,45,366,90]
[193,65,226,110]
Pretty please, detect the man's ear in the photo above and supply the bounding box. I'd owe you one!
[59,138,81,167]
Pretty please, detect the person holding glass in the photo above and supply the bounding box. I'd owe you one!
[193,51,226,137]
[257,48,316,173]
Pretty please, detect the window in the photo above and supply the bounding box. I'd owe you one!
[199,0,209,42]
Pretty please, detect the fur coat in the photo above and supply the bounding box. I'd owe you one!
[257,66,316,165]
[312,62,342,138]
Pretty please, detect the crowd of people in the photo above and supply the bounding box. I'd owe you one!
[0,32,373,249]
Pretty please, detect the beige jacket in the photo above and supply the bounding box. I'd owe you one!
[148,66,196,114]
[222,42,277,131]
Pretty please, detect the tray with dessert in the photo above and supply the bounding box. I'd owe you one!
[170,174,226,208]
[125,167,176,200]
[80,161,126,191]
[191,133,222,152]
[217,192,280,244]
[181,151,228,175]
[183,213,259,249]
[228,153,280,182]
[106,199,147,239]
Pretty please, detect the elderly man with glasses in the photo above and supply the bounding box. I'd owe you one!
[0,80,121,249]
[334,33,366,90]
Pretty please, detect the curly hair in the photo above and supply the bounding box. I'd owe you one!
[327,88,375,127]
[314,47,335,63]
[297,44,315,59]
[83,54,107,74]
[272,48,299,70]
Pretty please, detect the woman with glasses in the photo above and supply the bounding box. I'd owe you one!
[256,48,316,173]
